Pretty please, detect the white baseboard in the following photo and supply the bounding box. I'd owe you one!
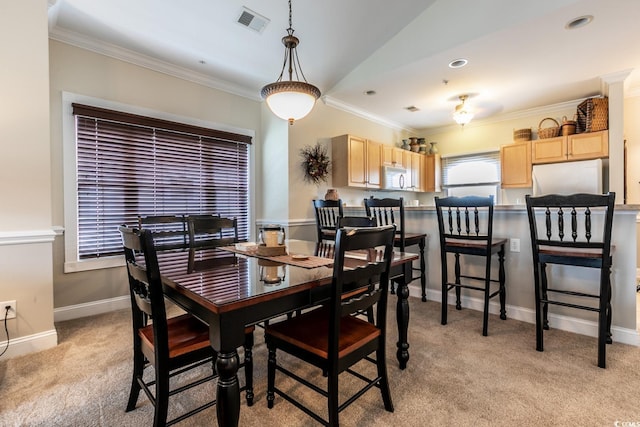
[54,295,130,323]
[0,329,58,359]
[409,284,640,347]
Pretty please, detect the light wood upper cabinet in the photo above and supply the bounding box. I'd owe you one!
[332,134,381,189]
[532,131,608,164]
[501,141,532,188]
[409,152,422,191]
[422,154,441,192]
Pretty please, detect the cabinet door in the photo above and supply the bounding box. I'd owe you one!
[366,140,381,188]
[532,136,566,164]
[422,154,441,192]
[568,131,608,160]
[381,145,394,166]
[347,135,368,187]
[410,152,422,191]
[501,141,532,188]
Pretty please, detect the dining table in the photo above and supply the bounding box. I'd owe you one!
[156,239,418,427]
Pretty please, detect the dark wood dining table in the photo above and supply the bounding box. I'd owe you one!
[156,239,418,427]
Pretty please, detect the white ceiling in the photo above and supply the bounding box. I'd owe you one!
[48,0,640,131]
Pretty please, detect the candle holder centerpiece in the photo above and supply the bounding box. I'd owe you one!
[257,224,287,256]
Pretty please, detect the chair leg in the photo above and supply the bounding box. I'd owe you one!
[266,347,276,409]
[153,369,170,427]
[482,266,491,337]
[376,346,394,412]
[441,255,448,326]
[541,262,549,330]
[534,263,544,352]
[327,366,339,427]
[419,237,427,302]
[126,344,144,412]
[244,331,254,406]
[454,253,462,310]
[498,247,507,320]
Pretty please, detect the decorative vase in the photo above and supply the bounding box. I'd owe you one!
[401,139,410,150]
[428,142,439,154]
[324,188,339,201]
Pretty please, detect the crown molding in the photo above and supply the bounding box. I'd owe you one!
[321,96,418,134]
[49,27,262,102]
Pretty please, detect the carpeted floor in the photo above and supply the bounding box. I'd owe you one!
[1,298,640,426]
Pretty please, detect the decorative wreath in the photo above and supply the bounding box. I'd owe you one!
[300,142,331,184]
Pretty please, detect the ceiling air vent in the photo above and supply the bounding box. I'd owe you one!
[405,106,420,112]
[237,7,270,33]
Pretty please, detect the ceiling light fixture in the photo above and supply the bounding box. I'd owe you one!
[261,0,321,125]
[448,58,468,69]
[565,15,593,30]
[453,94,474,127]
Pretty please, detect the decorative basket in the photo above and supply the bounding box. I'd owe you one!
[561,116,577,136]
[513,128,532,142]
[577,97,608,133]
[537,117,560,139]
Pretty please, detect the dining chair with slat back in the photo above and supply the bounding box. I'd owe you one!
[525,192,616,368]
[265,225,396,426]
[434,195,508,336]
[364,197,428,301]
[138,215,188,251]
[336,215,377,228]
[313,199,344,242]
[119,225,217,426]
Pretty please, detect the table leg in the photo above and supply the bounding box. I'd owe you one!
[216,350,240,427]
[395,275,410,370]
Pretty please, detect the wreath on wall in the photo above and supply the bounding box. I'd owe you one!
[300,142,331,184]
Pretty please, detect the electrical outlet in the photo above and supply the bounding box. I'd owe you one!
[1,300,16,320]
[510,238,520,253]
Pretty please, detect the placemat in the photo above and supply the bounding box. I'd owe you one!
[219,246,334,269]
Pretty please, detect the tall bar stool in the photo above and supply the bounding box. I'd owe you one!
[312,199,344,242]
[364,197,427,300]
[434,195,507,336]
[525,192,615,368]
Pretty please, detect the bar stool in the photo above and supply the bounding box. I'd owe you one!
[525,192,615,368]
[434,195,507,336]
[364,197,427,300]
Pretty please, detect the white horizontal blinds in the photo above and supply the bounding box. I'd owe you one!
[442,151,501,187]
[73,103,251,259]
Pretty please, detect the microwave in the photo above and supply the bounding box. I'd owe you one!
[381,165,407,190]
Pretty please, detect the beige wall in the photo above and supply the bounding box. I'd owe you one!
[48,41,262,309]
[0,0,55,356]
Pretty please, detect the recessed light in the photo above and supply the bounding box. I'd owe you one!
[364,90,377,96]
[565,15,593,30]
[448,58,468,69]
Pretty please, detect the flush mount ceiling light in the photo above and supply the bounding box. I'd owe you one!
[261,0,321,125]
[453,94,474,127]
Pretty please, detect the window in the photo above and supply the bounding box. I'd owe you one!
[441,151,500,200]
[63,96,253,272]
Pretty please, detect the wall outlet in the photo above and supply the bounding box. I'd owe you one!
[0,300,16,320]
[510,238,521,253]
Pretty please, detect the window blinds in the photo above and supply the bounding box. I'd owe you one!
[73,103,251,259]
[441,151,501,187]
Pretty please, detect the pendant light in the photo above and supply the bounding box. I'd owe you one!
[453,94,474,127]
[261,0,321,125]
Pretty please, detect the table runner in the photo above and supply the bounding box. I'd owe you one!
[219,246,334,269]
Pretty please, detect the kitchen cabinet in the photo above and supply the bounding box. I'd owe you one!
[332,134,381,189]
[531,130,608,164]
[501,141,532,188]
[381,145,407,168]
[422,154,441,192]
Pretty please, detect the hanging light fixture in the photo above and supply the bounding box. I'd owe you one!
[453,94,474,127]
[261,0,321,125]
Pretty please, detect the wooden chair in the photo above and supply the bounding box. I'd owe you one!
[265,225,396,426]
[336,215,377,228]
[364,197,427,300]
[525,192,616,368]
[434,195,507,336]
[138,215,188,251]
[120,225,216,426]
[313,199,344,242]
